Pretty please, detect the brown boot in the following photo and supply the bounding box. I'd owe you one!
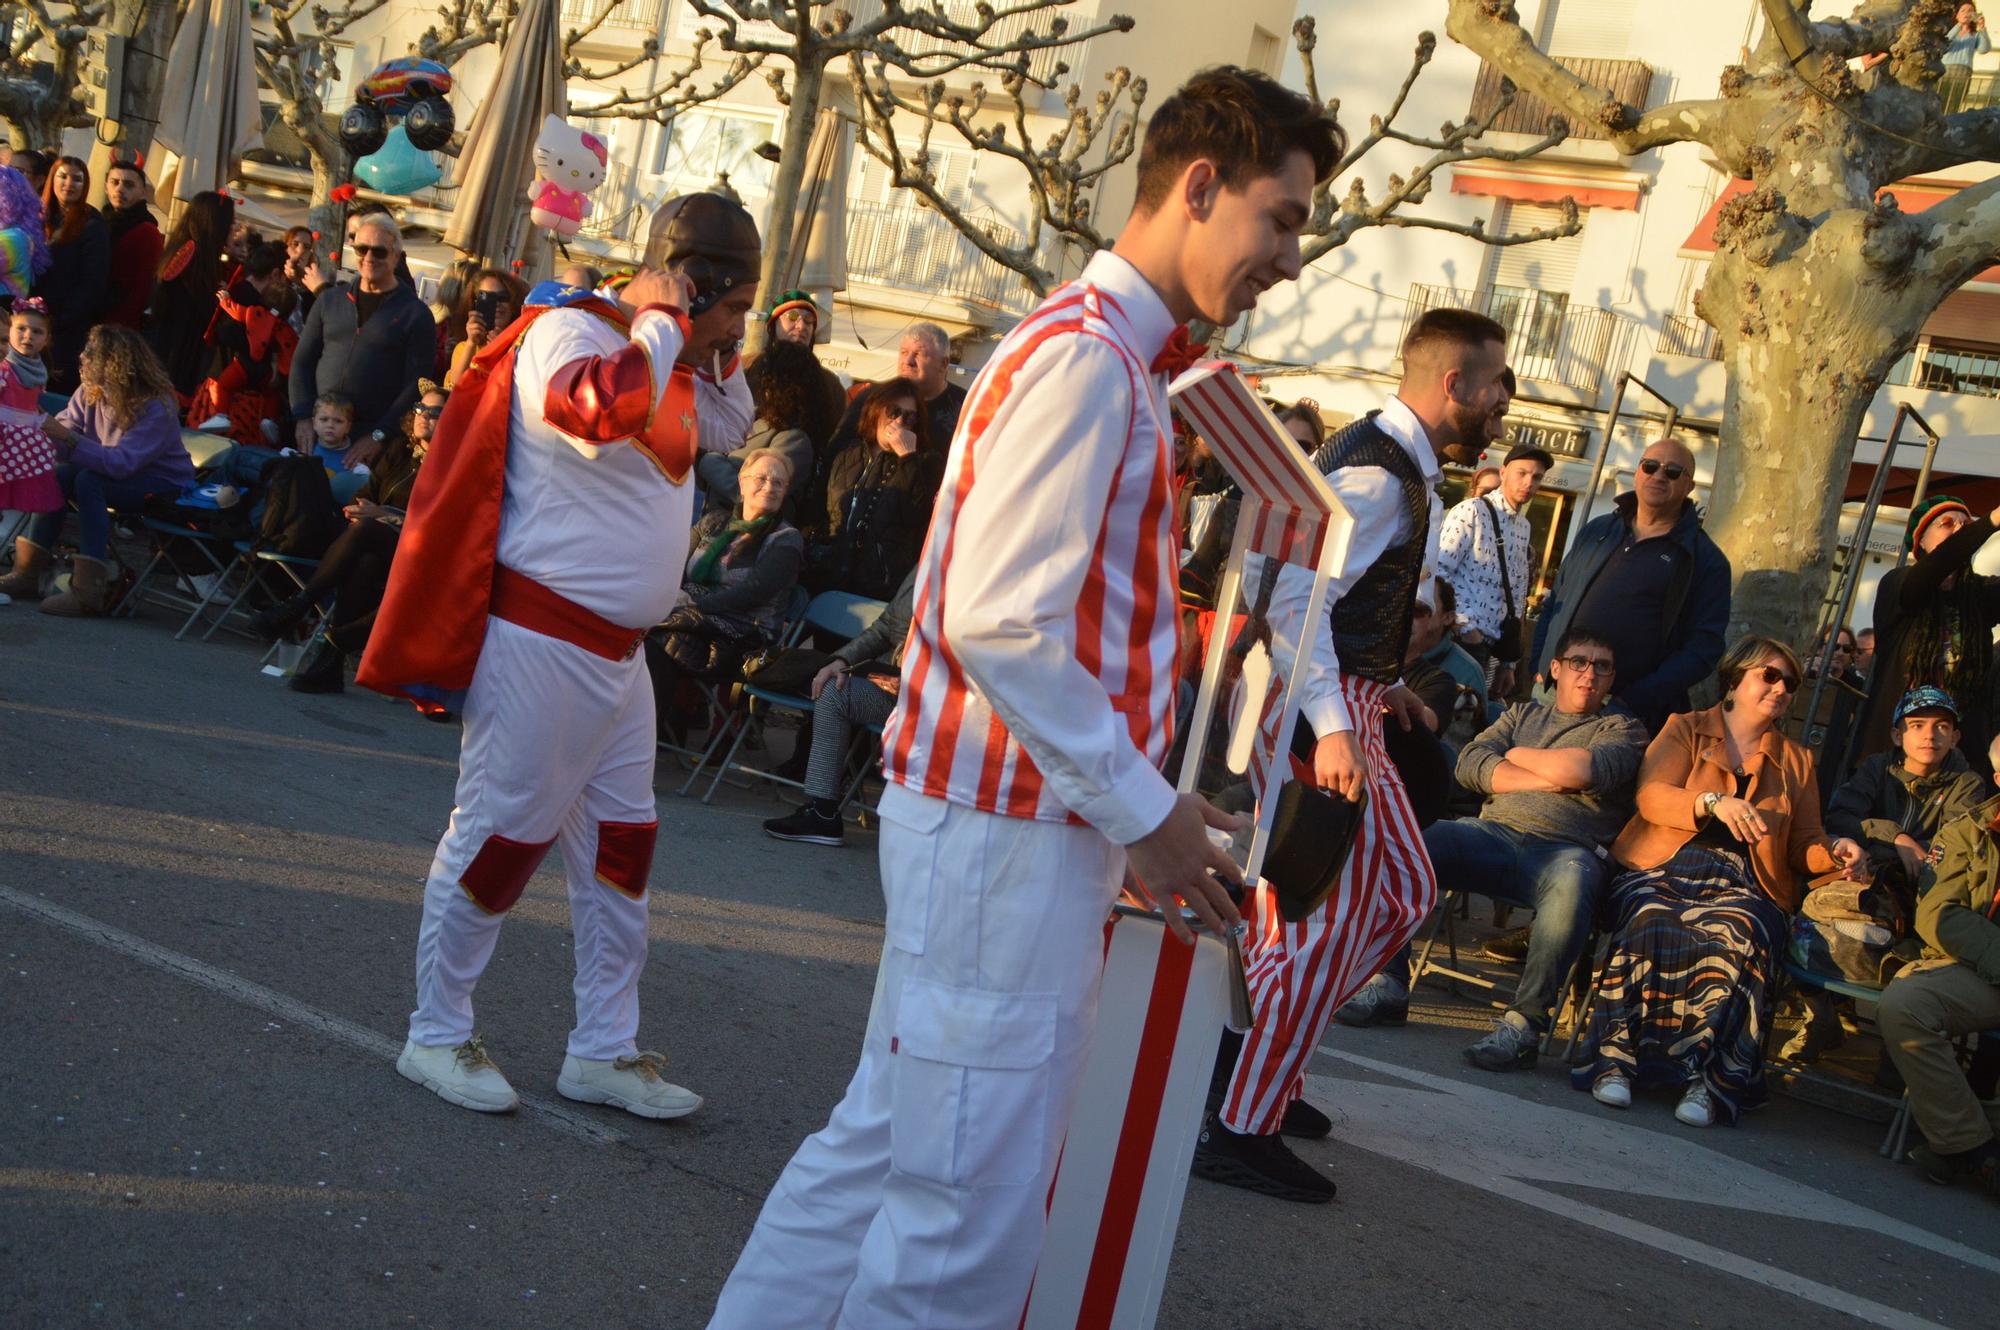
[39,554,113,617]
[0,537,50,599]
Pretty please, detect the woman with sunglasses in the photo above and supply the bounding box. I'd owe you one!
[1572,635,1862,1127]
[803,375,940,600]
[252,381,448,695]
[1855,494,2000,779]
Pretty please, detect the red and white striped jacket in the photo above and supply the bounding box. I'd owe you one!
[881,251,1182,846]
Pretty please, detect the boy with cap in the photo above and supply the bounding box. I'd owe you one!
[361,192,762,1119]
[1437,436,1547,699]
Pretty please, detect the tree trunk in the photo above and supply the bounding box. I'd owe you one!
[1700,247,1912,653]
[748,54,827,355]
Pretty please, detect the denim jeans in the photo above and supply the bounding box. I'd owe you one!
[26,464,179,559]
[1385,817,1608,1028]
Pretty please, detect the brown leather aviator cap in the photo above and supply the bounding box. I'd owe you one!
[643,192,761,314]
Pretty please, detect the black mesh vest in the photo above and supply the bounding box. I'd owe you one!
[1311,413,1432,683]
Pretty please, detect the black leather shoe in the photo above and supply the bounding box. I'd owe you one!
[1191,1114,1335,1203]
[251,595,310,642]
[289,638,345,693]
[1280,1099,1332,1140]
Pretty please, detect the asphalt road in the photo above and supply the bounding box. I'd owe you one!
[3,607,1997,1330]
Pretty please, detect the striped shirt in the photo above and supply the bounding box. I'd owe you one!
[881,251,1181,846]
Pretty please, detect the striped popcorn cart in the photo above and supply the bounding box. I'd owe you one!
[1023,361,1355,1330]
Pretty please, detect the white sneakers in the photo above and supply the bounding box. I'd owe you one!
[1591,1071,1632,1109]
[1675,1081,1716,1127]
[397,1036,520,1113]
[558,1051,703,1120]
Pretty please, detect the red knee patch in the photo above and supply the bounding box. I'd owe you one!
[594,820,658,899]
[459,833,557,913]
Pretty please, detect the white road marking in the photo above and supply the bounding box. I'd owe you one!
[0,884,627,1147]
[1314,1049,2000,1330]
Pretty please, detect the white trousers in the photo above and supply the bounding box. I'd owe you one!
[708,784,1125,1330]
[408,617,660,1061]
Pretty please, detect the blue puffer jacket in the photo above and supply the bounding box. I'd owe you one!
[1529,492,1731,730]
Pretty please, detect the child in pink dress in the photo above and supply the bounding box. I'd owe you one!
[0,297,59,515]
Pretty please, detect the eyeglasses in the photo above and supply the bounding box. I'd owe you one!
[1556,655,1614,676]
[1750,665,1798,691]
[888,407,920,428]
[416,405,444,418]
[352,243,392,260]
[1638,458,1688,480]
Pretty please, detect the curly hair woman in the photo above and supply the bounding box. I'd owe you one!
[0,324,194,614]
[694,338,832,520]
[146,189,235,397]
[1857,495,2000,776]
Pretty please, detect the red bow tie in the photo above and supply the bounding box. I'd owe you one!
[1152,325,1205,379]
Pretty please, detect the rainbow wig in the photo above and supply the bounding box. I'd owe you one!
[0,165,52,298]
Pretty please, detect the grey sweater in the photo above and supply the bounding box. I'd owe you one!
[1454,701,1648,849]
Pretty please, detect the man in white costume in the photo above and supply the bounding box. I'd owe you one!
[707,67,1345,1329]
[357,193,760,1119]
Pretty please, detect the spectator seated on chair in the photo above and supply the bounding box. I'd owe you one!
[1877,736,2000,1200]
[1793,686,1990,1058]
[763,569,915,848]
[645,448,805,737]
[698,337,831,522]
[1338,629,1648,1060]
[251,383,446,696]
[802,377,941,600]
[1571,636,1863,1128]
[1,324,194,616]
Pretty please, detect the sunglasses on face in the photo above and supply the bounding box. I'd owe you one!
[888,408,919,428]
[1750,664,1797,691]
[1639,458,1688,480]
[352,243,392,260]
[417,405,444,418]
[1556,655,1614,676]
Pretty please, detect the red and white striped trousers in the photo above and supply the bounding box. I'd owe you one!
[1220,674,1437,1135]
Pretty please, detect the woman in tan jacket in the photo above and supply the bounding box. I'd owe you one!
[1573,636,1862,1127]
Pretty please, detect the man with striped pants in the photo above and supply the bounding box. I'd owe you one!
[707,67,1343,1329]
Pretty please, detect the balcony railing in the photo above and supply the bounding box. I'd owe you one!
[1467,56,1654,140]
[1948,70,2000,113]
[1658,313,1721,361]
[845,198,1033,311]
[1400,281,1617,395]
[562,0,665,34]
[1889,343,2000,400]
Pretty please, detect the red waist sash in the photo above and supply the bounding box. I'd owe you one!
[490,565,648,661]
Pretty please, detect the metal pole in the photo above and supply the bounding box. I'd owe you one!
[1573,371,1631,535]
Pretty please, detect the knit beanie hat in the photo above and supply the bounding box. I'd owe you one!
[1906,495,1972,554]
[768,289,819,324]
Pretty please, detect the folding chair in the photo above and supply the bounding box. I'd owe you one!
[179,540,320,644]
[683,589,889,804]
[1407,889,1496,1000]
[112,516,236,621]
[671,585,814,794]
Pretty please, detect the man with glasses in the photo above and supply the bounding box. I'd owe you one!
[289,215,436,472]
[1529,437,1730,732]
[1338,629,1646,1065]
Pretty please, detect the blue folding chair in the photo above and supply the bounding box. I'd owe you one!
[179,540,322,645]
[682,590,889,804]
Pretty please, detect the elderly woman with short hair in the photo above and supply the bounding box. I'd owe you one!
[647,448,806,734]
[1575,636,1864,1127]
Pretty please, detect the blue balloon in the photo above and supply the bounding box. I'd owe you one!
[352,124,441,197]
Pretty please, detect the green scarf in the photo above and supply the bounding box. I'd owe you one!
[687,513,774,587]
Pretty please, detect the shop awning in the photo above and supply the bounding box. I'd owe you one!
[1450,168,1642,212]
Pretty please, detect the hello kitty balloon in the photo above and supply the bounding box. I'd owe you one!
[528,115,608,242]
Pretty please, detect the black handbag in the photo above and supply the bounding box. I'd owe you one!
[656,607,767,684]
[742,645,837,696]
[1261,780,1367,922]
[1480,498,1524,662]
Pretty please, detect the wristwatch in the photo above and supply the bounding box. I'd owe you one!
[1700,791,1722,819]
[371,429,387,444]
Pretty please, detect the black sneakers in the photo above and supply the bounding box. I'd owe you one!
[1280,1098,1332,1140]
[764,803,845,846]
[1191,1114,1335,1203]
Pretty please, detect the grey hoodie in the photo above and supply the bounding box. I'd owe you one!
[1454,700,1649,849]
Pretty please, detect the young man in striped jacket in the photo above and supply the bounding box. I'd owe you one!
[707,67,1343,1329]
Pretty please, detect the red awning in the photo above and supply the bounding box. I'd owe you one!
[1450,170,1642,212]
[1683,178,2000,285]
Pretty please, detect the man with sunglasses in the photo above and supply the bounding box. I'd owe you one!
[1530,436,1730,733]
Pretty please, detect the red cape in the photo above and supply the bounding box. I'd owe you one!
[355,296,630,703]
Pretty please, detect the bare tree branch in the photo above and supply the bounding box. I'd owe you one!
[1912,170,2000,290]
[566,26,765,120]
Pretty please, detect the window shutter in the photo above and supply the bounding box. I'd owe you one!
[1488,200,1585,295]
[1537,0,1641,59]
